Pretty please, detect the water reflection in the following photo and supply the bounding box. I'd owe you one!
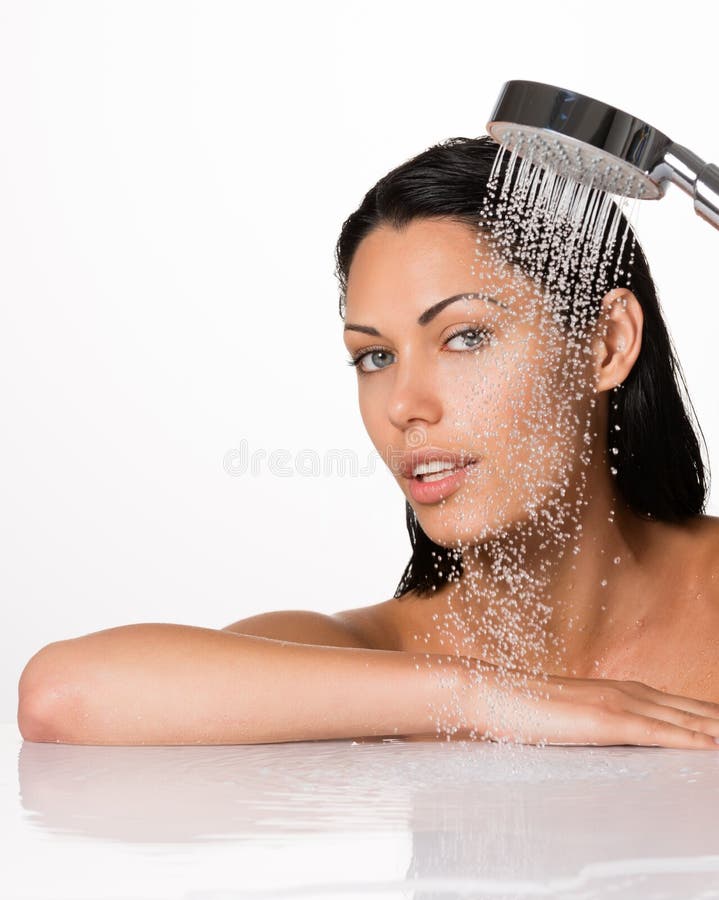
[16,736,719,897]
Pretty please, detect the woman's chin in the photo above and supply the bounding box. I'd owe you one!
[419,495,555,545]
[418,516,504,549]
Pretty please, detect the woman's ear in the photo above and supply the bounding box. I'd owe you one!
[591,288,643,392]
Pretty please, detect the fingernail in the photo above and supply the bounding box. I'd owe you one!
[714,737,719,744]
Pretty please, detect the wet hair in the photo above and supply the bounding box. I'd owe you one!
[334,136,710,599]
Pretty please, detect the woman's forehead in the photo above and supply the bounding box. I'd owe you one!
[344,219,543,321]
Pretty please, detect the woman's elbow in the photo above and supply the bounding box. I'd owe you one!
[17,642,76,742]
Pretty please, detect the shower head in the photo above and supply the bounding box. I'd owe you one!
[486,80,719,229]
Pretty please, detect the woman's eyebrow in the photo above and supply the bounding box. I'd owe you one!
[343,292,507,336]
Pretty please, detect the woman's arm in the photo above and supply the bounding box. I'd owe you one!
[18,621,719,748]
[17,623,459,745]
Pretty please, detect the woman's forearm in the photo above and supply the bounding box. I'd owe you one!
[17,623,468,745]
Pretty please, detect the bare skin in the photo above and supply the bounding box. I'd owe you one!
[338,217,719,706]
[337,520,719,703]
[18,217,719,749]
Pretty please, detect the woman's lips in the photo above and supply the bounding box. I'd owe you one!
[408,460,479,504]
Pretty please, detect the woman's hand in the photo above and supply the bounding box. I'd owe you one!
[430,660,719,748]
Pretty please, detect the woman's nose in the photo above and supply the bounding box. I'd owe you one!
[385,354,443,431]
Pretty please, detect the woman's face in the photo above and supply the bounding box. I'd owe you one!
[342,217,601,548]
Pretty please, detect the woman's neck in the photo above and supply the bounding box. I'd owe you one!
[444,447,665,676]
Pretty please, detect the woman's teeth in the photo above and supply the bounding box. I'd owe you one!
[417,465,462,482]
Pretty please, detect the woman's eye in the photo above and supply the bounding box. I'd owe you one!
[352,349,395,374]
[445,327,490,351]
[348,327,492,375]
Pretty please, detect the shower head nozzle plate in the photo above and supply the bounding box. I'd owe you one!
[487,81,673,200]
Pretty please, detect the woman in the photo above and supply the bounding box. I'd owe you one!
[17,137,719,748]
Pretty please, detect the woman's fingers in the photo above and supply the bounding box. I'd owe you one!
[621,680,719,719]
[463,667,719,749]
[590,682,719,748]
[612,711,719,750]
[622,696,719,740]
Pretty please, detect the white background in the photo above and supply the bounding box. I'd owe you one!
[2,0,717,725]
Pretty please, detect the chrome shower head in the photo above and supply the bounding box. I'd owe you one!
[486,80,719,229]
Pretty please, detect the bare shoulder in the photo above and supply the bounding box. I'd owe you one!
[334,597,406,652]
[693,514,719,599]
[683,512,719,541]
[635,514,719,701]
[672,514,719,580]
[221,609,370,649]
[698,513,719,552]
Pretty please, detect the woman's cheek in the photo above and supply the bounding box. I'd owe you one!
[357,396,387,458]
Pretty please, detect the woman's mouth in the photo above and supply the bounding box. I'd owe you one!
[408,460,478,504]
